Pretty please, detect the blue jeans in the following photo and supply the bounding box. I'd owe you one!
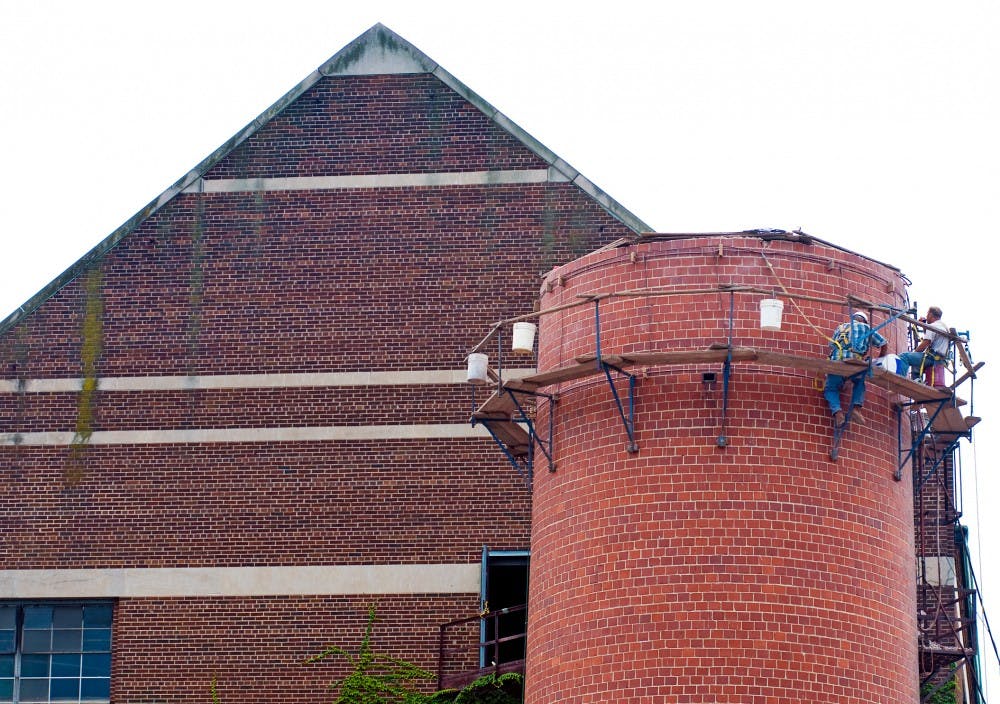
[824,372,867,414]
[898,350,934,377]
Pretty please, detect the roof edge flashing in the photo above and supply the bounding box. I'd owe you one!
[432,67,651,235]
[571,173,652,235]
[319,24,438,76]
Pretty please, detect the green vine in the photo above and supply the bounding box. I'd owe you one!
[209,605,523,704]
[921,674,957,704]
[451,673,522,704]
[306,604,439,704]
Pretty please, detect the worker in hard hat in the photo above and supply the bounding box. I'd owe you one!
[898,306,949,381]
[824,310,888,428]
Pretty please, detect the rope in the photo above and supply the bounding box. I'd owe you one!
[759,248,835,345]
[758,247,892,391]
[964,551,1000,701]
[971,432,988,699]
[758,247,890,374]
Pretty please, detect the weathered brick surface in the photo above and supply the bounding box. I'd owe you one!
[914,450,958,559]
[209,74,545,178]
[1,440,528,569]
[0,68,633,702]
[1,385,479,432]
[915,447,967,670]
[1,184,626,379]
[112,594,479,703]
[537,237,908,365]
[526,236,918,703]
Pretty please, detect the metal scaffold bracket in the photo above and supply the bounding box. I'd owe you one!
[599,360,638,453]
[506,386,557,473]
[593,299,639,453]
[717,290,737,448]
[470,375,557,489]
[896,396,976,482]
[473,416,535,489]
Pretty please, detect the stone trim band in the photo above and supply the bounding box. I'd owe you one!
[0,564,481,598]
[0,368,535,394]
[2,423,493,447]
[184,168,565,194]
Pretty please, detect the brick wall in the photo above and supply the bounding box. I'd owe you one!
[112,594,479,702]
[209,74,544,178]
[0,183,624,379]
[0,67,634,702]
[1,441,528,569]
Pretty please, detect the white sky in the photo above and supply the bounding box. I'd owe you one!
[1,0,997,696]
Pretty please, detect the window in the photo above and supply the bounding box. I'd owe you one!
[0,604,111,704]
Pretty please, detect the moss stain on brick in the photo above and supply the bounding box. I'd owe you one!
[66,265,104,486]
[5,323,31,480]
[539,183,559,273]
[188,197,206,363]
[185,198,207,425]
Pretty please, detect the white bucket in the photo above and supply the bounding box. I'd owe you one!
[511,322,537,354]
[760,298,784,331]
[878,354,903,375]
[466,353,490,384]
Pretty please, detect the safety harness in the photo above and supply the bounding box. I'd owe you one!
[830,321,873,361]
[916,349,947,377]
[908,320,950,377]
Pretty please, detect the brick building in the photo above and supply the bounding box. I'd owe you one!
[0,23,982,704]
[0,24,645,703]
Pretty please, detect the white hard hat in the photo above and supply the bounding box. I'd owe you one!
[852,311,868,323]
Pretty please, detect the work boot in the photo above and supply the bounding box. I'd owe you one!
[851,406,865,425]
[833,410,845,427]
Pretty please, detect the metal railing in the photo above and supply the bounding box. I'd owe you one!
[437,604,527,690]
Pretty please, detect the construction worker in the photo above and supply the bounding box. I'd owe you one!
[898,306,949,380]
[824,310,888,427]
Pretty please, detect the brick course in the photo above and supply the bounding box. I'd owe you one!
[1,441,529,569]
[1,385,481,432]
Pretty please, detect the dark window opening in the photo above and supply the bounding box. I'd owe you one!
[481,549,529,667]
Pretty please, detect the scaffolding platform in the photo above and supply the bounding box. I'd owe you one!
[515,348,951,400]
[482,345,957,399]
[470,344,974,464]
[929,405,981,435]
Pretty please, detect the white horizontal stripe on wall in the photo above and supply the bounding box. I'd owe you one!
[184,168,562,194]
[0,368,535,394]
[0,564,481,598]
[1,423,498,447]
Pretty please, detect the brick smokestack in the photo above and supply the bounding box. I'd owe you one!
[525,235,917,703]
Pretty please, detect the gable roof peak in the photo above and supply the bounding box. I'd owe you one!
[319,24,437,77]
[0,23,651,334]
